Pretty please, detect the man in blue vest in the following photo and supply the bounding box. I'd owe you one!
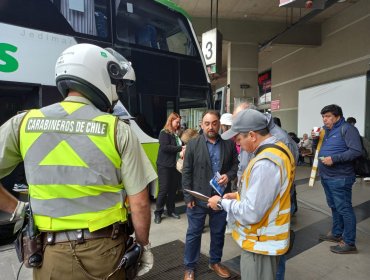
[0,44,157,279]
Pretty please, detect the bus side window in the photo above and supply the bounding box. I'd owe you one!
[95,11,108,38]
[135,24,158,49]
[53,0,108,38]
[115,1,134,43]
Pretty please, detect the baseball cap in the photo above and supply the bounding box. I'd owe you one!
[221,109,268,140]
[220,113,233,126]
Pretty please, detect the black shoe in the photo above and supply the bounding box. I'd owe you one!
[318,233,342,243]
[330,241,358,254]
[154,215,162,224]
[169,213,180,219]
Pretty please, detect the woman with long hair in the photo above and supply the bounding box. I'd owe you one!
[154,112,183,224]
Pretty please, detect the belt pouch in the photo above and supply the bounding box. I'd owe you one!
[22,224,43,268]
[14,227,25,263]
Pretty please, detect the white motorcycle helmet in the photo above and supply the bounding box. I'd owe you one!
[55,43,135,111]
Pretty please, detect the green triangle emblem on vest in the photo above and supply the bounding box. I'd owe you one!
[39,140,88,167]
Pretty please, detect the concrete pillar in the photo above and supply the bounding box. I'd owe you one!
[227,42,258,112]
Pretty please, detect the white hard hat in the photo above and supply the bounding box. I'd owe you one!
[55,43,135,111]
[220,113,233,126]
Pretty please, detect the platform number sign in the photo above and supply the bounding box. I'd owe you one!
[204,41,213,62]
[202,28,222,72]
[202,28,219,66]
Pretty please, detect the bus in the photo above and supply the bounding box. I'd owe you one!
[0,0,212,198]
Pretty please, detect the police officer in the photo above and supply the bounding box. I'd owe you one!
[0,43,157,279]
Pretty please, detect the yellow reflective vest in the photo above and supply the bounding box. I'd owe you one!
[232,142,295,255]
[19,101,127,232]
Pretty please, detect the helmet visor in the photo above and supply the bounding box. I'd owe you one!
[105,48,131,81]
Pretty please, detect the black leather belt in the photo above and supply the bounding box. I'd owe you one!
[43,223,127,245]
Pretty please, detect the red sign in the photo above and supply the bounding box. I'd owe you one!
[271,100,280,111]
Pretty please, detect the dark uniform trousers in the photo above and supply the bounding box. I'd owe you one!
[34,234,126,280]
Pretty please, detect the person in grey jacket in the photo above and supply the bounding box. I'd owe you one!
[232,103,298,280]
[182,110,238,280]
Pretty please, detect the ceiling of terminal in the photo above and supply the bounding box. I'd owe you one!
[173,0,358,23]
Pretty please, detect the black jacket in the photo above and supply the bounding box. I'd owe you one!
[182,134,238,206]
[156,130,182,168]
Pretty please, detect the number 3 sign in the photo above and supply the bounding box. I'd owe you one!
[201,28,221,66]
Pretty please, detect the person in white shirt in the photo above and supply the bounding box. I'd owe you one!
[299,133,312,156]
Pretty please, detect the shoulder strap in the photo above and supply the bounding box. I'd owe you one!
[340,123,348,138]
[255,143,291,164]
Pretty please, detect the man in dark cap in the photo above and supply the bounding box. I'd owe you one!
[208,109,295,280]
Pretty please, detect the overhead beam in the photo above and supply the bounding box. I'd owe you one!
[259,0,340,49]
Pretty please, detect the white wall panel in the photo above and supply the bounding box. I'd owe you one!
[298,76,366,137]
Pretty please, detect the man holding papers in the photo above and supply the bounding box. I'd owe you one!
[208,109,295,280]
[182,110,238,280]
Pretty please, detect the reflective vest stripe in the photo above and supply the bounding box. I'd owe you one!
[246,223,290,240]
[253,239,289,255]
[30,184,123,199]
[30,190,124,217]
[20,102,126,231]
[279,208,290,215]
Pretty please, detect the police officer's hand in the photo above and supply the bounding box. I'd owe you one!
[10,201,27,222]
[137,243,154,276]
[10,201,28,233]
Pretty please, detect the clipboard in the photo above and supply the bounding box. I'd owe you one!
[184,189,210,202]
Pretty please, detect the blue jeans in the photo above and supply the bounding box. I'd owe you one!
[184,205,227,270]
[321,176,356,245]
[276,255,286,280]
[290,183,297,215]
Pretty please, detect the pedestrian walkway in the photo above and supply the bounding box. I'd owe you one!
[1,166,370,279]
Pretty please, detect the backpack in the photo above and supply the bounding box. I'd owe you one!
[341,124,370,177]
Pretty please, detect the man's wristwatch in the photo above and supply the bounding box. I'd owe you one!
[216,198,223,210]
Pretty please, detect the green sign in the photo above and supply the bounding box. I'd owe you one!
[0,43,19,73]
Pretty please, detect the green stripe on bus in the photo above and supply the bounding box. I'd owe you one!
[154,0,190,19]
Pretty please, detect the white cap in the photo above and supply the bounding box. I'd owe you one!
[221,109,268,140]
[220,113,233,126]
